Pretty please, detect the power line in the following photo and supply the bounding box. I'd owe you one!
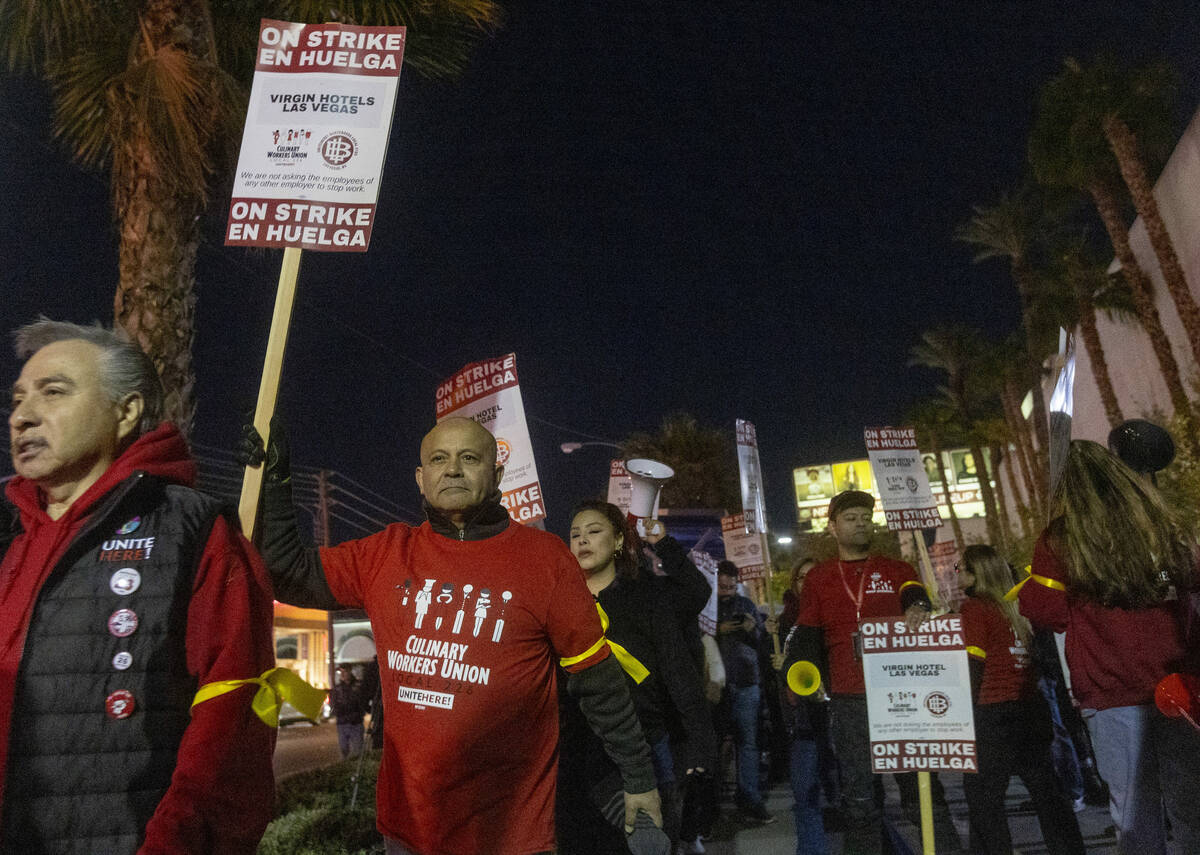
[193,443,321,476]
[326,501,396,531]
[332,470,411,514]
[327,481,415,519]
[528,416,616,443]
[329,509,380,537]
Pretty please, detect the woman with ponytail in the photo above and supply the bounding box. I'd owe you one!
[958,545,1085,854]
[1019,439,1200,855]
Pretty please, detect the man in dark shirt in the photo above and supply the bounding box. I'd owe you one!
[715,561,774,823]
[330,665,367,758]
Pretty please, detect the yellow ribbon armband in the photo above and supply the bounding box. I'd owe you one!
[192,667,326,728]
[966,645,987,660]
[557,604,651,684]
[1003,571,1067,602]
[595,603,650,684]
[560,636,607,669]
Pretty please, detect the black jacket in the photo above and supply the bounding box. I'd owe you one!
[2,475,222,852]
[597,574,717,770]
[645,536,711,675]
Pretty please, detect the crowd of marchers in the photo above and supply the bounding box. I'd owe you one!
[2,319,1199,855]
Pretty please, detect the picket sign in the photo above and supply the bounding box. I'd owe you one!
[230,19,406,536]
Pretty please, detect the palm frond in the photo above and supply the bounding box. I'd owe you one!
[267,0,502,79]
[1093,270,1139,322]
[956,190,1041,263]
[0,0,101,71]
[45,32,130,169]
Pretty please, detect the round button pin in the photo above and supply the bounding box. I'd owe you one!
[107,608,138,638]
[105,690,135,719]
[110,568,141,596]
[112,651,133,671]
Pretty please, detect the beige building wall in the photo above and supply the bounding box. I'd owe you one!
[1072,107,1200,441]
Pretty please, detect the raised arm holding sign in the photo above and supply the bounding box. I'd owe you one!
[228,19,406,536]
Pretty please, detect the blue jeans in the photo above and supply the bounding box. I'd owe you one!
[1085,703,1200,855]
[729,683,762,806]
[337,722,364,758]
[1039,675,1084,801]
[651,735,681,842]
[789,736,829,855]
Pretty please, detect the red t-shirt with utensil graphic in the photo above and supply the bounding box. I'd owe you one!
[320,519,608,855]
[796,556,923,695]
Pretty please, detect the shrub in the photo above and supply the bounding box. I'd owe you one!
[259,754,382,855]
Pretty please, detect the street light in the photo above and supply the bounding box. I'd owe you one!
[776,535,794,545]
[560,441,622,454]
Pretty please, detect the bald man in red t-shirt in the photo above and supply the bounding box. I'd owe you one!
[245,418,661,854]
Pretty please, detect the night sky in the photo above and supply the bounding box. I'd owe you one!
[2,1,1198,538]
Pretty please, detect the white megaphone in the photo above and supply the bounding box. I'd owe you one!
[624,458,674,536]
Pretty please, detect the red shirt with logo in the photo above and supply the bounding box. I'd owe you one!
[796,556,922,695]
[961,598,1035,705]
[320,520,608,855]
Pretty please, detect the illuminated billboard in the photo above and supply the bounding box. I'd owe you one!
[794,448,989,530]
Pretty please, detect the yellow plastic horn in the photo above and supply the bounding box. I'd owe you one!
[786,660,822,696]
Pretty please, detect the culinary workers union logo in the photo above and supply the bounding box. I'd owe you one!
[495,438,512,467]
[924,691,951,717]
[319,132,357,168]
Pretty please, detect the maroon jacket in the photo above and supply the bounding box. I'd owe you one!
[1020,532,1199,710]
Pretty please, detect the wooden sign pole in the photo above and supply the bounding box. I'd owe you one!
[238,246,304,537]
[912,528,939,853]
[761,531,781,657]
[912,529,943,613]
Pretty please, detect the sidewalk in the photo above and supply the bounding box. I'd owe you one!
[702,771,1129,854]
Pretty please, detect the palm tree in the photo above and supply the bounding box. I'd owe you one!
[956,189,1054,504]
[907,397,966,553]
[1052,249,1134,429]
[999,437,1032,543]
[909,326,1005,547]
[0,0,501,432]
[1029,56,1195,423]
[622,413,742,512]
[991,335,1043,521]
[1054,56,1200,366]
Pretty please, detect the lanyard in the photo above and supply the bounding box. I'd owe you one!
[839,558,869,622]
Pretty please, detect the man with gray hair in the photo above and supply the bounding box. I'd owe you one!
[0,319,276,853]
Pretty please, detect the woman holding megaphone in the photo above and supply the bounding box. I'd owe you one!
[1018,440,1200,855]
[556,500,717,853]
[958,545,1084,855]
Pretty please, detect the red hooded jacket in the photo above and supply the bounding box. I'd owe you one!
[0,424,276,853]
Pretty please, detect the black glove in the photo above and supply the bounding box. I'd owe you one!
[236,416,291,485]
[235,416,338,610]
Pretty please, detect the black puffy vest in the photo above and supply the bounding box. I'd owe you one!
[1,473,223,854]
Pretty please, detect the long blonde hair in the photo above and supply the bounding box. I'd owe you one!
[1051,439,1196,608]
[962,544,1031,647]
